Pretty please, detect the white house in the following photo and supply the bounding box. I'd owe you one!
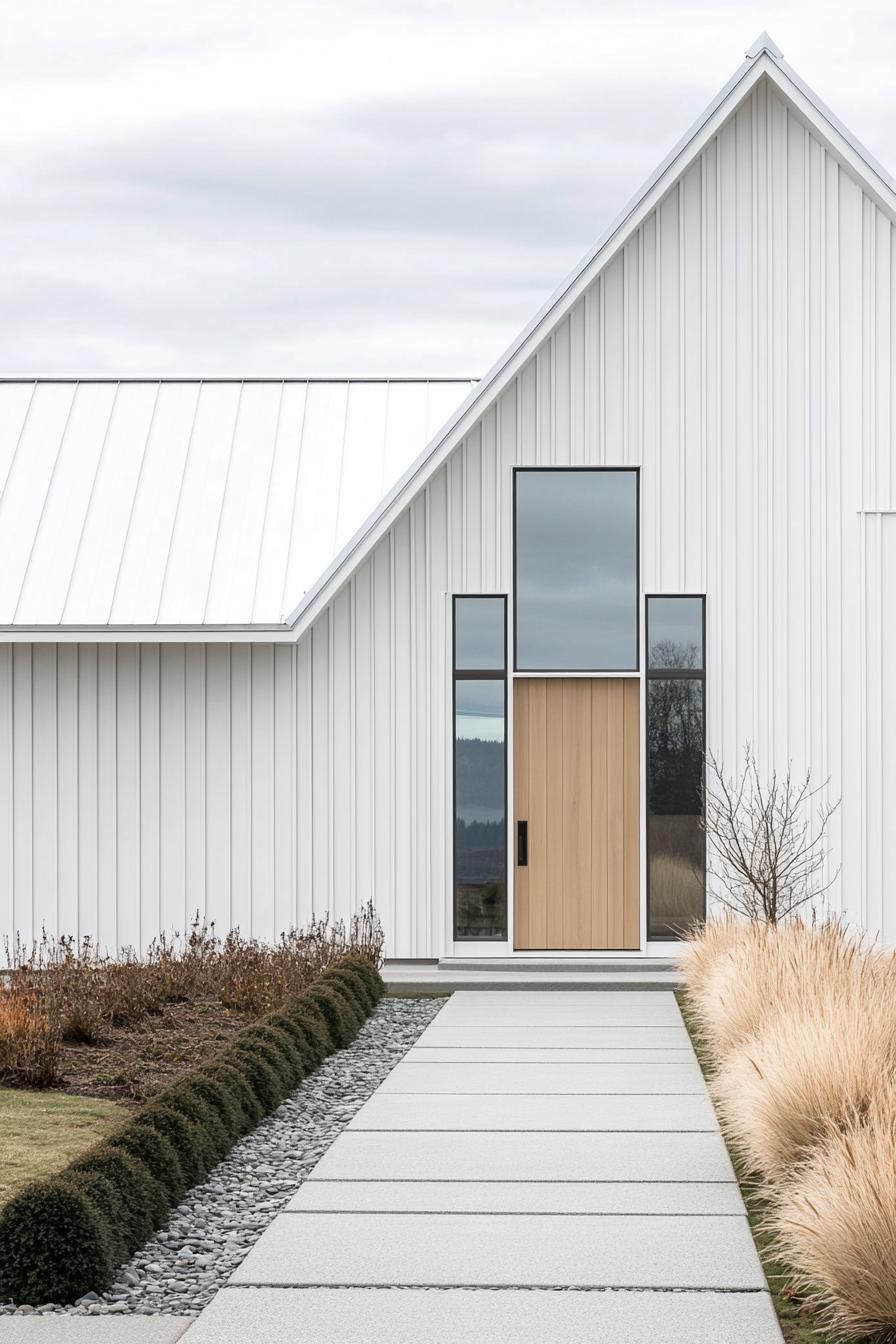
[1,35,895,960]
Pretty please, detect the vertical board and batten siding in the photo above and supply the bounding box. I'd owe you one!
[2,77,896,953]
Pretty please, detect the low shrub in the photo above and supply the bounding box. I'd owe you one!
[62,1170,130,1265]
[109,1124,187,1205]
[337,954,385,1006]
[305,982,360,1050]
[217,1043,284,1112]
[135,1103,215,1188]
[237,1024,306,1089]
[68,1145,167,1248]
[154,1081,232,1159]
[268,1010,324,1072]
[223,1035,293,1103]
[285,997,335,1058]
[172,1075,247,1142]
[322,965,372,1015]
[0,956,379,1305]
[202,1060,265,1131]
[767,1090,896,1339]
[0,1178,114,1306]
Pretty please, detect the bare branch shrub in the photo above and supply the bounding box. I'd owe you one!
[701,747,840,924]
[1,901,384,1084]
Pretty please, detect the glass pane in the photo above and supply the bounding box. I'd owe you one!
[455,597,505,671]
[454,679,506,939]
[648,597,703,670]
[647,678,705,938]
[515,470,638,670]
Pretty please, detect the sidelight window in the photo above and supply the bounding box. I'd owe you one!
[453,597,507,940]
[646,596,706,939]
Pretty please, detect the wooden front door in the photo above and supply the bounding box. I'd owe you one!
[513,678,640,950]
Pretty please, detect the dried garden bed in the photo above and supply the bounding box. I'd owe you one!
[58,999,254,1107]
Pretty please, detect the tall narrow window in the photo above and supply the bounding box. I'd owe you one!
[453,597,507,940]
[646,596,706,939]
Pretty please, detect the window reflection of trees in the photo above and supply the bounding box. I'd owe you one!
[647,636,705,937]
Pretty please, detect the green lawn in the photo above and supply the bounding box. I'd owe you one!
[676,995,838,1344]
[0,1088,126,1207]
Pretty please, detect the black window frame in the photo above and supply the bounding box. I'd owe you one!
[645,593,707,940]
[452,594,509,942]
[512,466,641,674]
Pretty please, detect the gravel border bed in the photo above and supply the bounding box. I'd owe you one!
[2,996,446,1319]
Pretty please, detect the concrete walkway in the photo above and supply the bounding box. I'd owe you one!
[184,991,782,1343]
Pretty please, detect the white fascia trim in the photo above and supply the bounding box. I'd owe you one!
[0,623,294,645]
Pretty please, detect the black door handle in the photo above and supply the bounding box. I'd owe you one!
[517,820,528,866]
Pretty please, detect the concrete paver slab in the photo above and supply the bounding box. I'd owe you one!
[407,1045,694,1061]
[435,996,684,1026]
[307,1129,735,1182]
[287,1179,746,1214]
[185,989,780,1342]
[416,1024,691,1047]
[379,1059,705,1093]
[0,1323,190,1342]
[183,1286,782,1344]
[347,1091,718,1131]
[229,1211,766,1289]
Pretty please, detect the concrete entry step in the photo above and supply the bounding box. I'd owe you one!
[442,957,681,972]
[384,957,682,993]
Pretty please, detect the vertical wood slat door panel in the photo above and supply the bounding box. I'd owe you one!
[514,678,639,951]
[528,679,547,949]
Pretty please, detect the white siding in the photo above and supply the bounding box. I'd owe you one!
[2,79,896,954]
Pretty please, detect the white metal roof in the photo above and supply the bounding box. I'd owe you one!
[0,378,475,630]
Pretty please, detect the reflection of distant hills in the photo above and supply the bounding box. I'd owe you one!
[455,737,504,811]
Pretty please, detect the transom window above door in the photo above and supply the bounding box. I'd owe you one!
[514,468,639,671]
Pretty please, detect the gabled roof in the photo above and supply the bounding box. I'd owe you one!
[0,378,475,632]
[2,35,894,643]
[281,35,896,644]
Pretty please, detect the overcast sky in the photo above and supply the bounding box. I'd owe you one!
[3,1,895,377]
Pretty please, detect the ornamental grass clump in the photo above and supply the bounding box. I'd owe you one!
[685,917,870,1064]
[710,960,896,1178]
[767,1088,896,1340]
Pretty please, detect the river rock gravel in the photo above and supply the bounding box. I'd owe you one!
[0,995,446,1319]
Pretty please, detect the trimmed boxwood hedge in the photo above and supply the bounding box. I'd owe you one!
[304,981,361,1049]
[0,1179,115,1307]
[0,956,384,1308]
